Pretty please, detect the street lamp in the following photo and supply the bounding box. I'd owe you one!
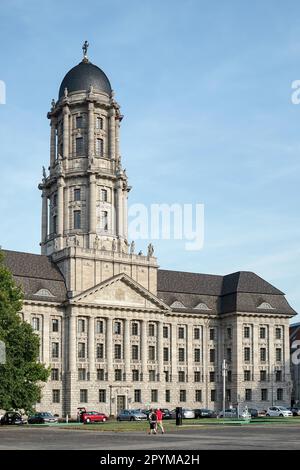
[222,359,228,417]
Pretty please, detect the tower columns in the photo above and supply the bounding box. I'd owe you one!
[109,107,116,159]
[157,321,164,381]
[89,173,97,234]
[63,105,70,160]
[50,118,57,168]
[57,176,65,242]
[116,180,123,238]
[124,319,131,380]
[88,101,94,158]
[41,189,48,246]
[115,116,120,162]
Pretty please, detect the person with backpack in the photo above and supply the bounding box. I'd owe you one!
[148,409,157,435]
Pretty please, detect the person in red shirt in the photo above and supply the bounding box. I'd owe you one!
[155,408,164,434]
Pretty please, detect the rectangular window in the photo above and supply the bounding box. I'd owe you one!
[99,389,106,403]
[100,211,108,231]
[226,389,231,402]
[194,328,200,340]
[260,348,266,362]
[76,116,84,128]
[115,369,122,381]
[114,321,121,335]
[261,389,268,401]
[260,370,267,381]
[164,371,170,382]
[80,389,88,403]
[163,326,169,338]
[179,390,186,402]
[100,188,108,202]
[165,390,170,403]
[96,138,103,156]
[53,215,57,234]
[245,389,252,401]
[149,346,155,361]
[114,344,122,360]
[73,210,81,229]
[195,390,202,402]
[209,349,215,363]
[179,348,185,362]
[134,389,141,403]
[244,347,250,362]
[76,137,84,155]
[53,194,57,207]
[277,388,283,401]
[52,342,59,359]
[97,369,105,381]
[194,349,201,363]
[132,370,139,381]
[227,348,232,363]
[194,371,201,382]
[52,319,59,332]
[96,116,103,130]
[163,347,169,362]
[209,371,215,382]
[178,327,185,339]
[244,326,250,338]
[227,370,232,383]
[51,368,59,381]
[148,324,155,336]
[209,328,215,341]
[275,328,282,340]
[227,327,232,339]
[96,343,104,359]
[32,317,40,331]
[178,371,185,382]
[131,322,138,336]
[151,389,158,402]
[275,370,282,382]
[96,320,103,334]
[276,348,282,362]
[211,390,216,402]
[244,370,251,381]
[78,342,86,359]
[132,345,139,360]
[149,370,156,381]
[74,188,81,202]
[52,390,60,403]
[78,319,85,333]
[78,368,86,381]
[260,327,266,339]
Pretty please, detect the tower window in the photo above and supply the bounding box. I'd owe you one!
[74,188,81,201]
[74,210,81,229]
[53,194,57,207]
[76,137,84,156]
[96,138,103,156]
[53,215,57,234]
[96,116,103,130]
[76,116,84,128]
[100,211,108,231]
[100,189,108,202]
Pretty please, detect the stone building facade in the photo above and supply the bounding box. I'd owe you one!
[3,47,296,418]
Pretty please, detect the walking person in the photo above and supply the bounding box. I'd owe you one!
[148,409,157,435]
[155,408,165,434]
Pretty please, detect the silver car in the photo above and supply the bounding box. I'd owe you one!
[117,409,148,421]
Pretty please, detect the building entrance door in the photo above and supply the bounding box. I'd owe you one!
[117,395,126,413]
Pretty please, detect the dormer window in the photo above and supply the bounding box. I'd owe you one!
[258,302,274,310]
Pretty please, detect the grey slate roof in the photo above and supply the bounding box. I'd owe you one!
[3,250,67,302]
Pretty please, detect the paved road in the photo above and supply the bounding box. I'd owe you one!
[0,424,300,450]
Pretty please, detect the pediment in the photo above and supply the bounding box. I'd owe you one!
[71,273,170,310]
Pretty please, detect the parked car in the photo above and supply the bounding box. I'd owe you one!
[28,412,58,424]
[290,407,300,416]
[117,409,148,421]
[218,408,251,419]
[80,411,108,424]
[266,406,293,417]
[170,408,195,419]
[1,411,27,425]
[161,408,172,419]
[194,408,217,419]
[248,408,259,418]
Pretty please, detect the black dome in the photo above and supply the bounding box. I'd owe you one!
[58,60,112,98]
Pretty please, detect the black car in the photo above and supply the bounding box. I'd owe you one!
[194,408,217,419]
[248,408,259,418]
[28,412,58,424]
[0,412,27,425]
[161,409,172,419]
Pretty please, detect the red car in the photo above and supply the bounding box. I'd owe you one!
[80,411,108,424]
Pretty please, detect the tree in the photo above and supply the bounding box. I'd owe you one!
[0,250,50,412]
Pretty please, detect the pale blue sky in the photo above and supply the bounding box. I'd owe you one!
[0,0,299,320]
